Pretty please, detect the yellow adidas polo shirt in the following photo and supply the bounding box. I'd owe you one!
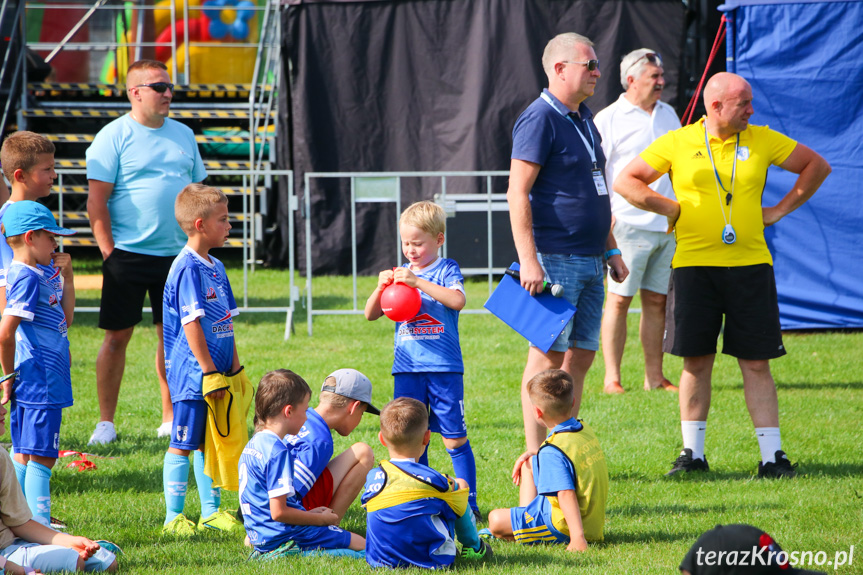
[640,118,796,268]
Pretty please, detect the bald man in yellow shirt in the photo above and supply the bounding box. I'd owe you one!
[614,72,831,479]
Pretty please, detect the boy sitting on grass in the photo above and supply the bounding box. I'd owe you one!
[240,370,365,559]
[485,369,608,552]
[0,403,118,573]
[0,201,75,527]
[362,397,491,569]
[160,184,246,535]
[285,368,378,521]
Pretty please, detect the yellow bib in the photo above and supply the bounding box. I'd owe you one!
[540,421,608,542]
[363,460,468,517]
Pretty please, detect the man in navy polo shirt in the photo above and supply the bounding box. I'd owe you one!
[507,33,628,451]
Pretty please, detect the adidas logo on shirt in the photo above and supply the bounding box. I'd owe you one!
[692,151,705,159]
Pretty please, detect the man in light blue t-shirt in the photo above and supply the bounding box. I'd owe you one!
[85,59,207,446]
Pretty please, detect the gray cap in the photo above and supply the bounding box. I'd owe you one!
[322,369,380,415]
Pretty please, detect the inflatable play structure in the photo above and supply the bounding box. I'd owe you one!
[102,0,261,85]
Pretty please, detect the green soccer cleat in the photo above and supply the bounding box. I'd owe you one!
[197,510,244,533]
[460,539,493,561]
[162,514,196,537]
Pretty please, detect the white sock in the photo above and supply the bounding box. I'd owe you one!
[681,421,707,460]
[755,427,781,463]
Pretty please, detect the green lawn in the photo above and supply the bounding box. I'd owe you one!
[19,262,863,574]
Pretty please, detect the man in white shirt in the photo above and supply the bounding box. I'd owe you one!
[594,49,680,394]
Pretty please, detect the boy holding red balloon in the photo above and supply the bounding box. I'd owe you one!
[364,201,480,521]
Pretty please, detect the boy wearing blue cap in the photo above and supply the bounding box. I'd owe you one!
[0,200,76,526]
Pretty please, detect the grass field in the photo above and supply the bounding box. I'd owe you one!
[13,259,862,574]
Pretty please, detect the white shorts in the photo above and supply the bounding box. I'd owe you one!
[608,221,675,297]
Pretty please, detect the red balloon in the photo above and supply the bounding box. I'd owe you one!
[381,283,422,322]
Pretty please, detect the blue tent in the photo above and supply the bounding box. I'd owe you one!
[721,0,863,329]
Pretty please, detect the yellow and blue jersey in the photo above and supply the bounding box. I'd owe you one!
[362,459,467,569]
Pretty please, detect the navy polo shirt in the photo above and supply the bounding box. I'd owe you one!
[511,89,611,255]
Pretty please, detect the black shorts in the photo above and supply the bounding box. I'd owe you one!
[99,249,175,330]
[663,264,786,360]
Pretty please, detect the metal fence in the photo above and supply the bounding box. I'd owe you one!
[303,170,510,336]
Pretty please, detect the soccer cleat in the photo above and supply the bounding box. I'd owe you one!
[248,541,299,561]
[758,450,798,478]
[95,540,124,555]
[460,539,493,561]
[665,448,709,476]
[477,528,497,541]
[197,510,244,533]
[88,421,117,446]
[156,421,173,438]
[162,514,196,537]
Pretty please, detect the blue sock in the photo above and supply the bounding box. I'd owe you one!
[418,443,429,466]
[193,451,220,518]
[13,460,27,495]
[454,505,480,551]
[447,440,478,513]
[164,452,190,524]
[24,461,52,524]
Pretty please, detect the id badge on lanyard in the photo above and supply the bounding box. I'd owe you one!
[592,169,608,195]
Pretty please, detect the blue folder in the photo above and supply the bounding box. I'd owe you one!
[483,262,576,353]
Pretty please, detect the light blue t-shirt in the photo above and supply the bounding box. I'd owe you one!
[4,261,72,408]
[534,418,583,496]
[162,247,237,402]
[85,114,207,256]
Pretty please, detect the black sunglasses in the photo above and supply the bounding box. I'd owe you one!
[132,82,175,94]
[562,59,599,72]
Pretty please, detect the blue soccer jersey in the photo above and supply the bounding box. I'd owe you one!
[0,202,62,292]
[391,258,464,374]
[239,430,296,551]
[362,460,460,569]
[284,409,333,498]
[4,262,71,408]
[162,247,238,401]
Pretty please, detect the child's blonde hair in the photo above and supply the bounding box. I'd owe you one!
[399,201,446,237]
[379,397,428,449]
[527,369,574,418]
[175,183,228,234]
[0,131,55,183]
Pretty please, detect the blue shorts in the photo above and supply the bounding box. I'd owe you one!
[536,253,605,352]
[394,373,467,438]
[287,524,352,551]
[2,539,116,572]
[10,404,62,458]
[509,495,568,546]
[170,400,207,450]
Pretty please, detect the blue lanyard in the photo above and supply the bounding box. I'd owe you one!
[704,127,738,199]
[703,124,737,226]
[540,92,598,169]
